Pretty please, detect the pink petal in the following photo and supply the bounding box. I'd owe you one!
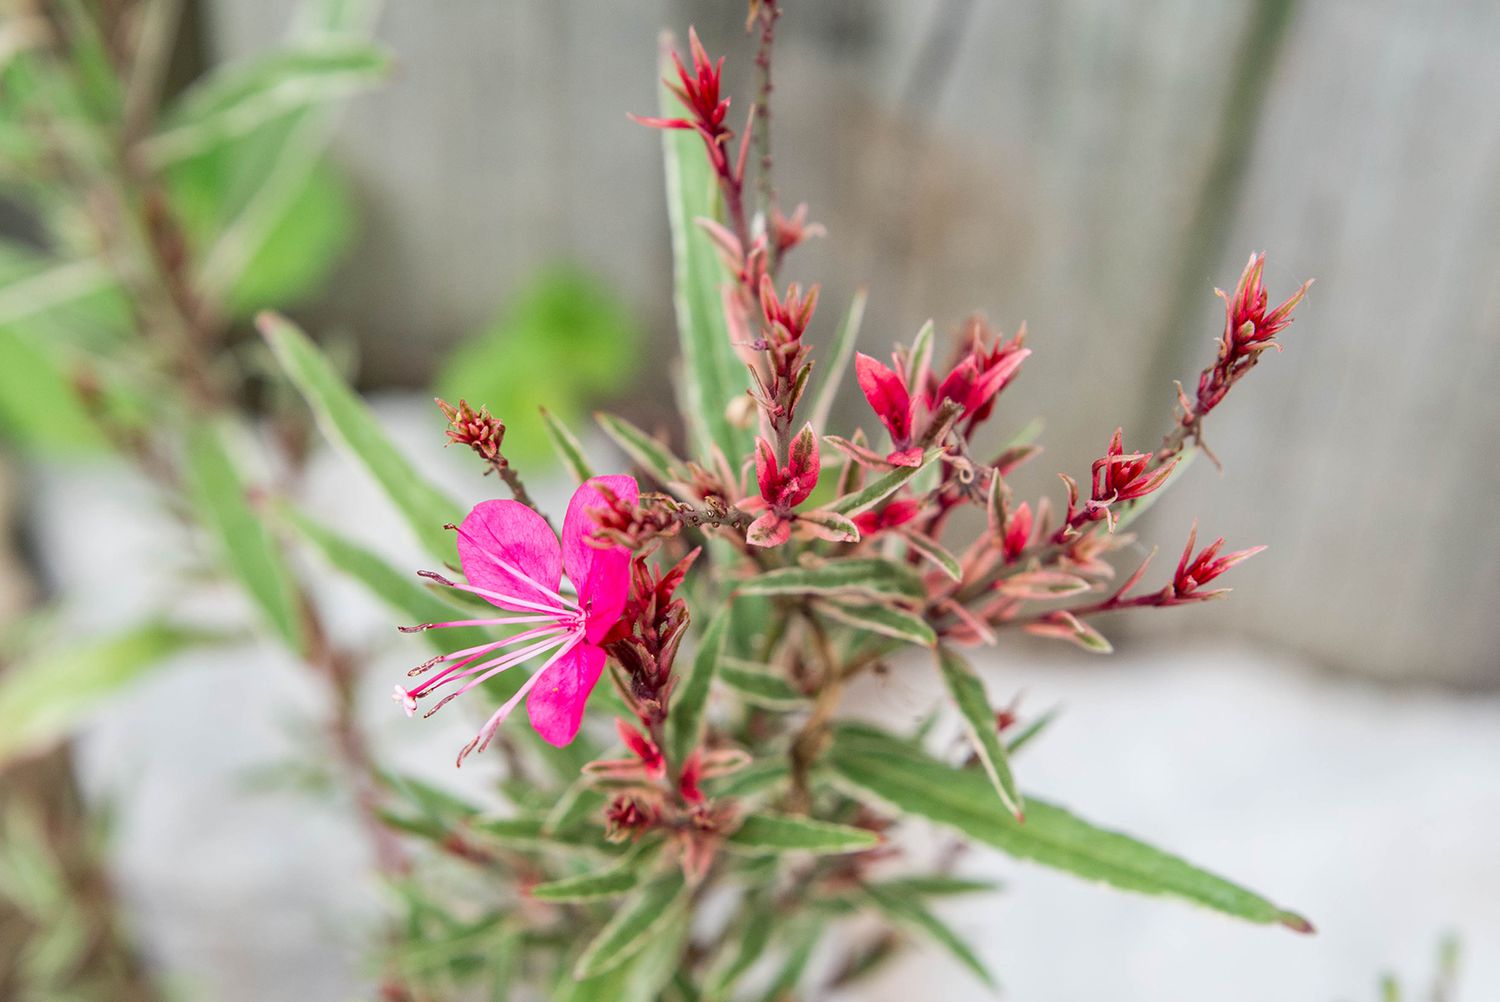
[526,642,607,747]
[561,476,638,642]
[457,500,562,609]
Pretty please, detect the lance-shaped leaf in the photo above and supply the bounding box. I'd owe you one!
[735,558,924,604]
[259,313,461,560]
[826,724,1312,932]
[703,904,774,1000]
[905,319,935,386]
[719,659,807,710]
[531,842,657,902]
[901,529,962,581]
[825,448,941,515]
[796,508,860,543]
[1025,610,1112,654]
[871,876,1001,898]
[657,37,753,462]
[595,411,686,488]
[185,422,305,651]
[1006,707,1060,755]
[1112,446,1198,533]
[574,869,689,979]
[280,504,488,655]
[995,570,1094,601]
[859,881,997,991]
[668,604,727,765]
[539,407,595,483]
[936,647,1023,821]
[806,287,868,431]
[726,812,881,856]
[0,622,219,766]
[816,599,937,648]
[148,41,391,165]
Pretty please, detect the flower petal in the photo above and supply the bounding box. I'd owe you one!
[526,642,607,747]
[457,500,563,609]
[562,476,638,641]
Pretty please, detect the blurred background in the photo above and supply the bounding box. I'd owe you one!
[1,0,1497,999]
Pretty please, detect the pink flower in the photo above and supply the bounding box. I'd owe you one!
[396,476,639,761]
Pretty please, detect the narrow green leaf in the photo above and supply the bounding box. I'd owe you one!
[703,905,774,1001]
[184,422,305,651]
[1006,707,1060,755]
[901,529,962,581]
[705,758,790,799]
[574,869,688,979]
[726,812,880,856]
[595,411,684,487]
[735,558,924,604]
[859,882,997,991]
[540,407,595,483]
[280,504,488,654]
[936,647,1024,821]
[905,319,935,387]
[825,449,941,516]
[718,659,806,710]
[259,312,462,560]
[668,604,727,765]
[871,876,1001,898]
[619,899,692,1002]
[807,287,867,431]
[0,623,216,765]
[827,724,1311,931]
[658,38,753,462]
[1113,446,1198,533]
[148,42,390,165]
[817,599,937,648]
[531,844,654,902]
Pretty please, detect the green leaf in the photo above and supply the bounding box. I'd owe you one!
[936,647,1024,821]
[901,529,962,581]
[573,869,688,979]
[859,882,997,991]
[703,904,774,1001]
[718,659,806,710]
[259,312,462,560]
[726,812,880,856]
[595,411,684,488]
[148,41,391,165]
[705,758,790,800]
[736,558,925,605]
[0,623,216,765]
[817,599,937,648]
[905,319,935,387]
[184,422,305,651]
[827,724,1312,931]
[658,40,753,462]
[540,407,596,484]
[279,504,489,655]
[1006,707,1060,755]
[531,845,654,902]
[871,876,1001,898]
[825,449,941,516]
[668,604,727,766]
[806,287,867,431]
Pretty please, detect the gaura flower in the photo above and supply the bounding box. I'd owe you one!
[396,476,639,762]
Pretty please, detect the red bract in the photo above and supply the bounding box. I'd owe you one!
[747,424,826,547]
[854,352,922,464]
[1088,428,1177,513]
[1002,501,1033,563]
[853,497,921,537]
[927,322,1029,430]
[631,28,729,144]
[437,397,504,462]
[759,276,818,343]
[1170,522,1265,603]
[616,718,666,778]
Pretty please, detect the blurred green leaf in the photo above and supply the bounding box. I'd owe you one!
[595,411,684,488]
[149,41,391,165]
[657,42,753,463]
[540,407,596,484]
[726,812,880,856]
[936,646,1024,821]
[573,869,688,979]
[280,503,489,654]
[436,268,640,470]
[185,421,306,651]
[901,530,962,581]
[827,723,1312,931]
[703,903,773,1001]
[531,842,656,902]
[667,604,727,766]
[718,659,806,710]
[261,311,462,561]
[858,881,997,991]
[167,150,355,319]
[0,622,217,765]
[736,559,925,604]
[816,599,936,648]
[807,288,867,431]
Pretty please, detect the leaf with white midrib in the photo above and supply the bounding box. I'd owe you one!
[572,869,688,979]
[936,646,1024,820]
